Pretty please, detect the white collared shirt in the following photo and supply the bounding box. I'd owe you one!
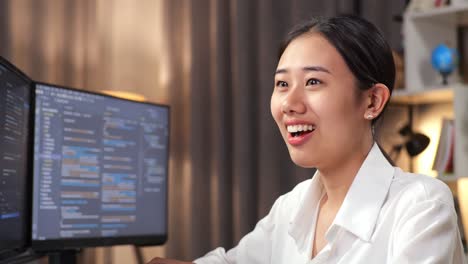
[194,144,466,263]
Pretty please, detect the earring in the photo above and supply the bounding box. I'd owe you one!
[366,114,373,120]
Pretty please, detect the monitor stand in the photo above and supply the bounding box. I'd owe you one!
[48,250,78,264]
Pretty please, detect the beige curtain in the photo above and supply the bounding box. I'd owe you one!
[1,0,192,263]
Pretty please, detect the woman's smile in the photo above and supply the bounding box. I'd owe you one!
[285,121,316,146]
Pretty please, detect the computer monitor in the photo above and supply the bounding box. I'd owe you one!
[0,57,32,253]
[31,83,169,250]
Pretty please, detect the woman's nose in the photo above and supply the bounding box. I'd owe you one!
[281,88,306,114]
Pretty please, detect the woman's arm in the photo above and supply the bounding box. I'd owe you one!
[146,211,274,264]
[148,193,288,264]
[193,195,286,264]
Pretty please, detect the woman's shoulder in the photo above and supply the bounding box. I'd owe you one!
[390,167,454,207]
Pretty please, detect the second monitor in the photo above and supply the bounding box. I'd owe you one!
[31,83,169,250]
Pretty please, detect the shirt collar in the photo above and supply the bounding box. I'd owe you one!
[288,143,395,251]
[288,170,323,253]
[333,143,395,242]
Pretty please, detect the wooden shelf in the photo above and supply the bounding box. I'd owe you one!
[437,174,459,182]
[391,86,454,105]
[406,3,468,19]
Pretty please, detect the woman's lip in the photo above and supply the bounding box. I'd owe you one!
[287,130,314,146]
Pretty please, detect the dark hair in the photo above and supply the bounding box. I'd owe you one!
[278,15,395,124]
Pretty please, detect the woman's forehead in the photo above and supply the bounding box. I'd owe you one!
[277,33,348,76]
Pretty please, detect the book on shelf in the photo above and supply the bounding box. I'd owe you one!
[406,0,449,12]
[433,118,455,175]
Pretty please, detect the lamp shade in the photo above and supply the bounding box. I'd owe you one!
[405,133,430,157]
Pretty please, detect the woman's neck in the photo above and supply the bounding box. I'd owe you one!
[318,140,373,209]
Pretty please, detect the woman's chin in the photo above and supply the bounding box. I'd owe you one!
[289,154,317,168]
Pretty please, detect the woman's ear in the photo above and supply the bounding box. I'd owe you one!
[364,83,390,120]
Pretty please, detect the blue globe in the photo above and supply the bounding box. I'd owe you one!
[431,44,458,74]
[431,44,458,85]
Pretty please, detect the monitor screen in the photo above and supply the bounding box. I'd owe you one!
[0,57,31,252]
[31,83,169,250]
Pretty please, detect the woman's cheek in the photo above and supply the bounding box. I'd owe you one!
[270,94,283,121]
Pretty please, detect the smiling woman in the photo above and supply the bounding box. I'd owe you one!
[148,15,465,264]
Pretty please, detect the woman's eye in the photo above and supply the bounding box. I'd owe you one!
[276,80,288,87]
[306,78,321,86]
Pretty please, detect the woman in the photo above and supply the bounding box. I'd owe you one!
[149,15,465,264]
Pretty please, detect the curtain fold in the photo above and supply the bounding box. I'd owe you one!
[0,1,10,56]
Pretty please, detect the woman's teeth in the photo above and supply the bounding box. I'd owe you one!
[287,124,315,133]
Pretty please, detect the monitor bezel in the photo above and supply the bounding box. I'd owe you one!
[30,81,170,251]
[0,56,33,254]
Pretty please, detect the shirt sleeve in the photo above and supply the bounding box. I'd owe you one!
[193,195,285,264]
[390,199,466,264]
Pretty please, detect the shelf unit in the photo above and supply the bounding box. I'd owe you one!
[391,86,454,104]
[403,3,468,242]
[403,6,468,180]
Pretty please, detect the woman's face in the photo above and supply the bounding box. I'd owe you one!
[271,32,370,169]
